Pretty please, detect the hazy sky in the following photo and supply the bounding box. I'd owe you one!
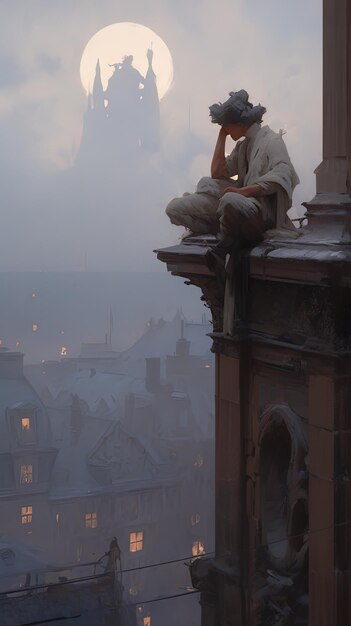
[0,0,322,271]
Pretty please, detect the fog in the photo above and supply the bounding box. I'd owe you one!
[0,2,322,625]
[0,0,321,271]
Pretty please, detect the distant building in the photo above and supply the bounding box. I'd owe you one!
[77,52,160,170]
[2,316,215,626]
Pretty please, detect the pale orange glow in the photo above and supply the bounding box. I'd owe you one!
[20,465,33,485]
[144,618,151,626]
[85,512,97,529]
[130,531,143,552]
[80,22,173,100]
[192,541,205,557]
[21,506,33,525]
[21,418,31,431]
[60,346,68,357]
[32,324,38,332]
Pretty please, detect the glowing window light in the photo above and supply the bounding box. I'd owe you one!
[16,341,20,348]
[130,531,143,552]
[21,506,33,525]
[56,513,60,525]
[31,293,37,298]
[192,541,205,557]
[191,513,201,526]
[21,418,31,431]
[85,512,97,529]
[20,465,33,485]
[60,346,68,357]
[32,324,38,332]
[204,364,211,369]
[144,618,151,626]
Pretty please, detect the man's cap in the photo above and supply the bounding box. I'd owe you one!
[209,90,266,126]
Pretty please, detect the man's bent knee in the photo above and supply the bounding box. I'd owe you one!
[165,197,185,224]
[217,194,257,219]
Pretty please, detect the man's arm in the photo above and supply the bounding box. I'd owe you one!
[211,128,229,178]
[221,182,281,198]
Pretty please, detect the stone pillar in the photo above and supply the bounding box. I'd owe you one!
[309,371,351,626]
[315,0,351,194]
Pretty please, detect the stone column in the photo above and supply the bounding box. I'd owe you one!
[315,0,351,194]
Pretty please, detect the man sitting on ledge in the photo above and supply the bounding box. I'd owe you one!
[166,89,299,261]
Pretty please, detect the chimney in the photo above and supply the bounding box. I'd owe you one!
[176,338,190,357]
[176,319,190,357]
[145,357,161,392]
[0,349,24,379]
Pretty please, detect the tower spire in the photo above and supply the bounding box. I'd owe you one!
[92,59,104,111]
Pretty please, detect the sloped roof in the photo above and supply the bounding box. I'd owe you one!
[119,311,212,361]
[51,413,173,498]
[0,537,56,577]
[47,370,144,414]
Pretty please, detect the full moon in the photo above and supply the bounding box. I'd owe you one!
[80,22,174,100]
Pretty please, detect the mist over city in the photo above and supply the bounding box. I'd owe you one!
[1,2,344,626]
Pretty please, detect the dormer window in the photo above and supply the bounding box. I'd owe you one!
[21,418,30,431]
[8,408,39,448]
[19,416,36,444]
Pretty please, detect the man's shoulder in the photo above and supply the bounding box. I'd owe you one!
[258,125,280,140]
[258,126,289,151]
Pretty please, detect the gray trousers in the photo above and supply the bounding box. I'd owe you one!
[166,177,266,247]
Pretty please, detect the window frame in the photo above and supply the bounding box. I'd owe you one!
[20,463,33,486]
[85,511,98,529]
[21,505,33,526]
[129,530,144,553]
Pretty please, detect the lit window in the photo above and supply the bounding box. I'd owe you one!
[191,513,201,526]
[16,341,20,348]
[85,512,97,529]
[21,506,33,525]
[19,417,36,444]
[20,465,33,485]
[32,324,38,332]
[144,618,151,626]
[130,531,143,552]
[60,330,65,335]
[60,346,68,357]
[21,418,31,432]
[192,541,205,557]
[193,454,204,468]
[56,513,60,525]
